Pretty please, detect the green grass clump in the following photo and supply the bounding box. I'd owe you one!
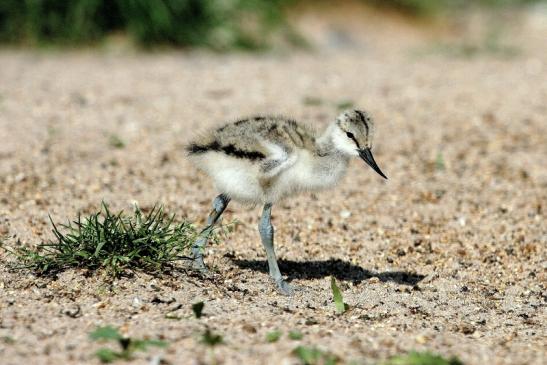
[0,0,294,49]
[293,345,338,365]
[368,0,546,16]
[8,202,199,277]
[382,351,464,365]
[108,134,126,149]
[288,330,303,340]
[266,330,282,343]
[1,0,543,49]
[90,326,168,363]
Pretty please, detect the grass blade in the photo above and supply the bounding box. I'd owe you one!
[330,277,349,314]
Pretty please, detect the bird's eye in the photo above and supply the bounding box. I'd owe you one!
[346,132,355,139]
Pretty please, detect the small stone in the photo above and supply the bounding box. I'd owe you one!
[458,322,475,334]
[61,304,82,318]
[151,296,175,305]
[132,297,142,308]
[340,210,351,219]
[242,324,257,333]
[368,277,380,284]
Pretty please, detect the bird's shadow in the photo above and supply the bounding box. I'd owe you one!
[231,258,425,286]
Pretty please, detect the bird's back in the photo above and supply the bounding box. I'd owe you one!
[187,116,317,160]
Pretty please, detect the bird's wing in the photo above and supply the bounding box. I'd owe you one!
[258,139,298,178]
[194,116,314,178]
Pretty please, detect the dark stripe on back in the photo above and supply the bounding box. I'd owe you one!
[187,141,265,160]
[187,141,221,154]
[221,144,265,160]
[234,118,250,126]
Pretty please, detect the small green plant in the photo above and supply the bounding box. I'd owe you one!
[200,327,224,365]
[1,335,15,344]
[266,330,282,343]
[288,330,303,340]
[330,277,349,314]
[335,100,355,111]
[293,345,338,365]
[368,0,546,17]
[200,328,223,347]
[435,152,445,171]
[192,301,205,318]
[302,96,324,106]
[108,134,125,149]
[90,326,167,363]
[382,351,464,365]
[7,202,202,277]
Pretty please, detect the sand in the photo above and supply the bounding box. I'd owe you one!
[0,4,546,365]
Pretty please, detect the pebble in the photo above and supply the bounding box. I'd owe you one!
[132,297,142,308]
[340,210,351,219]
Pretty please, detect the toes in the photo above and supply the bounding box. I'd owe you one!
[276,280,295,296]
[191,256,209,273]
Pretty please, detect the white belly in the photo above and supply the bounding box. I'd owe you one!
[265,150,349,203]
[190,153,263,204]
[190,150,348,205]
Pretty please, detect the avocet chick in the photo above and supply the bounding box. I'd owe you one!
[186,109,387,295]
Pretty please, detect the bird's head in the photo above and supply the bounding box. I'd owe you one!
[331,109,387,179]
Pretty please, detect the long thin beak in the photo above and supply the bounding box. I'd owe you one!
[359,148,388,179]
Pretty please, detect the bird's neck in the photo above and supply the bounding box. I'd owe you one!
[316,124,343,157]
[305,125,350,187]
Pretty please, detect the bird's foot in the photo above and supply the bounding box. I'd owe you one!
[191,255,210,275]
[275,278,297,296]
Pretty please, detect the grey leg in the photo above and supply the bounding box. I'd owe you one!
[192,194,230,271]
[258,203,293,295]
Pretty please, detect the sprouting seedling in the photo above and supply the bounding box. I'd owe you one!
[1,336,15,344]
[192,301,205,319]
[266,330,282,343]
[435,152,445,171]
[288,330,303,340]
[89,326,167,363]
[335,100,355,111]
[382,351,464,365]
[200,328,223,347]
[330,277,349,314]
[200,328,224,365]
[108,134,125,149]
[292,345,338,365]
[303,96,323,106]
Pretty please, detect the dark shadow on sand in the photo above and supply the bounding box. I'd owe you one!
[231,258,425,286]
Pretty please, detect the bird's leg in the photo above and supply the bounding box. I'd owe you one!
[192,194,230,272]
[258,203,293,296]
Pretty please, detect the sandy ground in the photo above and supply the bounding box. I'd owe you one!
[0,4,546,365]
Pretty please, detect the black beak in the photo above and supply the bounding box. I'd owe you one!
[359,148,388,179]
